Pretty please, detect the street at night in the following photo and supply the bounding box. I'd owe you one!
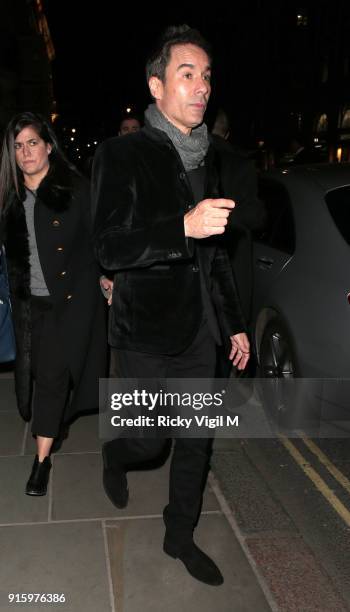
[1,1,350,611]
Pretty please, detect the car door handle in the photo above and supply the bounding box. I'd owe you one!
[257,256,274,269]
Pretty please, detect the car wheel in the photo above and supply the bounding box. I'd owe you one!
[259,318,299,379]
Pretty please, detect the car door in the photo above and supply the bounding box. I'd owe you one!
[252,178,296,317]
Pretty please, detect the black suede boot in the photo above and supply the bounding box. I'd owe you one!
[102,443,129,509]
[25,455,52,496]
[163,536,224,586]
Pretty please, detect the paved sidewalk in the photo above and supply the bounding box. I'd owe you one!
[0,375,272,612]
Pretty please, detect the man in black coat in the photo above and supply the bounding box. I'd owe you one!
[92,25,250,587]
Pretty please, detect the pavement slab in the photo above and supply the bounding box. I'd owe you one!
[0,378,17,412]
[0,521,111,612]
[0,412,26,456]
[52,452,220,521]
[105,514,271,612]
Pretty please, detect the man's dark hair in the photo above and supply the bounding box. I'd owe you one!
[145,24,212,83]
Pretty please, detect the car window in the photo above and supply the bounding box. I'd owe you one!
[255,179,295,254]
[325,186,350,246]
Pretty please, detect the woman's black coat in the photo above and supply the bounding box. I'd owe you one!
[1,163,107,422]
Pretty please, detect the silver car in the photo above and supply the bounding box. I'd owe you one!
[252,163,350,430]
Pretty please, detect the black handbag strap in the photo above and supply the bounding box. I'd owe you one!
[0,246,10,298]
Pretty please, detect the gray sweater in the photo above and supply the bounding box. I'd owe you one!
[24,189,50,296]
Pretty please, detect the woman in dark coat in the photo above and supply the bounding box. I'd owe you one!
[0,112,106,496]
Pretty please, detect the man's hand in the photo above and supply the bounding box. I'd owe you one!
[100,275,113,306]
[184,198,235,239]
[229,332,250,370]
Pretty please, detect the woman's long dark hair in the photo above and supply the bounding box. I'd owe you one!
[0,112,77,212]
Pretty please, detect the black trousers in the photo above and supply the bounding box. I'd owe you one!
[106,319,217,542]
[30,296,70,438]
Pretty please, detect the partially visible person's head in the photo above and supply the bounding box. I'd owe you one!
[212,108,230,140]
[146,25,212,134]
[118,115,142,136]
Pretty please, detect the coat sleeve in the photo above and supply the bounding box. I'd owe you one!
[212,245,247,338]
[91,140,194,271]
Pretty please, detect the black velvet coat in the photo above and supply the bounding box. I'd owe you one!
[92,126,246,355]
[1,163,107,422]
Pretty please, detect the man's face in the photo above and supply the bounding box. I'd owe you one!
[149,44,211,135]
[119,118,141,136]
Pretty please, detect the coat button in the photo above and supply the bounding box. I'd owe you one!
[179,172,186,180]
[52,219,60,227]
[57,246,64,252]
[168,250,181,259]
[192,264,200,272]
[60,271,67,276]
[66,294,72,300]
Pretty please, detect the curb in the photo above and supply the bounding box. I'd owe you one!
[209,470,280,612]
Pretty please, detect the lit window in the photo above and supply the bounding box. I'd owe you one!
[315,113,328,134]
[341,109,350,130]
[296,11,308,26]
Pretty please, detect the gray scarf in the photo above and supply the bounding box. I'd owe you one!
[145,103,209,172]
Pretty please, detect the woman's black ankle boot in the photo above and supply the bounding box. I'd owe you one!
[25,455,52,496]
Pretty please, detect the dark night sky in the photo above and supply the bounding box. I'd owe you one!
[42,1,329,147]
[43,4,228,128]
